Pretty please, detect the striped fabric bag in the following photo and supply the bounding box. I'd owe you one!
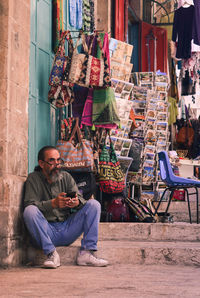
[56,118,94,172]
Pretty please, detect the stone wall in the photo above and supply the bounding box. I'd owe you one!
[0,0,30,267]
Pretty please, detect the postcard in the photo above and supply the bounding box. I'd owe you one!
[144,152,155,161]
[143,159,155,167]
[142,166,155,184]
[157,112,167,121]
[140,83,153,90]
[146,110,156,118]
[138,72,153,82]
[156,121,168,132]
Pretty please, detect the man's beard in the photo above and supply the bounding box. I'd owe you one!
[49,167,63,183]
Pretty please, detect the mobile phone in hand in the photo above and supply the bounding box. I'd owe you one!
[67,192,76,198]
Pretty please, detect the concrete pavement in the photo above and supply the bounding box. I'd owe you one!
[1,264,200,297]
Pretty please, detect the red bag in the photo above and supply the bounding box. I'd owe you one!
[106,196,130,222]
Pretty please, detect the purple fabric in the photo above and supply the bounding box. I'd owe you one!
[172,5,195,59]
[72,85,89,121]
[193,0,200,46]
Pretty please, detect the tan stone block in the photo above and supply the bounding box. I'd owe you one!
[10,0,30,31]
[7,136,28,176]
[7,108,28,140]
[0,174,26,208]
[0,79,8,109]
[0,15,9,48]
[0,108,8,141]
[10,206,25,236]
[0,140,7,172]
[8,81,28,115]
[0,208,9,237]
[0,45,8,80]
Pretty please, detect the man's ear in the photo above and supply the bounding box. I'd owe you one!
[38,160,44,169]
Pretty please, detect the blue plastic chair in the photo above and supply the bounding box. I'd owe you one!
[154,151,200,224]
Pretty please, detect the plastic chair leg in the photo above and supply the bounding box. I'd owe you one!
[196,187,199,224]
[154,188,169,215]
[165,189,175,215]
[185,189,192,224]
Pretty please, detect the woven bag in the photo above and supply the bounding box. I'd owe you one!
[98,138,125,194]
[56,118,94,172]
[78,34,111,88]
[68,33,88,84]
[49,31,73,86]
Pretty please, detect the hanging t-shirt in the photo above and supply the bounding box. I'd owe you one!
[192,0,200,46]
[172,5,195,59]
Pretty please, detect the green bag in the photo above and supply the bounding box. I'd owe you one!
[92,87,120,126]
[98,138,125,194]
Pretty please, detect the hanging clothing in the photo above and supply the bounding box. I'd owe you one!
[82,0,91,32]
[168,97,178,126]
[89,0,95,32]
[172,5,195,59]
[69,0,82,29]
[52,0,64,53]
[192,0,200,46]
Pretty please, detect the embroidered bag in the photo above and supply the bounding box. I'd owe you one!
[78,34,111,88]
[98,137,125,194]
[49,31,73,86]
[56,118,94,171]
[92,87,120,126]
[68,33,88,84]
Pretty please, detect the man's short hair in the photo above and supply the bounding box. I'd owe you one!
[37,146,57,162]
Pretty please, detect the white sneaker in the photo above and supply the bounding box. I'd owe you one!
[43,250,60,269]
[76,250,108,267]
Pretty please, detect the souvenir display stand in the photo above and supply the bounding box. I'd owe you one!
[127,72,170,202]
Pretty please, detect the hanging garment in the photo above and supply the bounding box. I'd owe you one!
[82,0,91,32]
[89,0,95,32]
[181,70,196,96]
[172,5,195,59]
[192,0,200,46]
[180,52,200,86]
[52,0,64,53]
[69,0,82,29]
[168,97,178,126]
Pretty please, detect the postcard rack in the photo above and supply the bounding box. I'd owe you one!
[128,71,170,201]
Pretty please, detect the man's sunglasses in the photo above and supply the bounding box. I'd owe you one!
[42,158,64,166]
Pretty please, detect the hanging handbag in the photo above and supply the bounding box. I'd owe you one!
[78,34,111,88]
[98,137,125,194]
[92,87,120,126]
[68,33,88,84]
[176,121,194,147]
[49,31,73,86]
[56,118,94,171]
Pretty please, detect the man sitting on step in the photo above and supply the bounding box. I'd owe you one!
[23,145,108,269]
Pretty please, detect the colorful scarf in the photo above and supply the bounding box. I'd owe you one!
[69,0,83,29]
[52,0,64,53]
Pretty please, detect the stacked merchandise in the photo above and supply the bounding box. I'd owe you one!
[109,38,134,82]
[102,39,135,159]
[127,72,170,201]
[105,78,134,157]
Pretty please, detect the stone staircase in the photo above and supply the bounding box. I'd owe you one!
[25,218,200,267]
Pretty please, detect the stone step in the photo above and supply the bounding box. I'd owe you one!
[26,239,200,267]
[98,222,200,242]
[25,222,200,267]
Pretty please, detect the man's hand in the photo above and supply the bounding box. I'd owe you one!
[52,192,79,209]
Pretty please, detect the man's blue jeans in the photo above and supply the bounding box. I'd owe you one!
[23,200,101,255]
